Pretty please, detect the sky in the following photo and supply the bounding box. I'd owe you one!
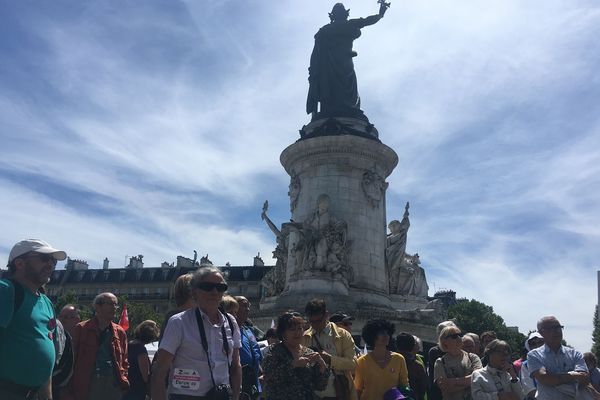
[1,0,599,351]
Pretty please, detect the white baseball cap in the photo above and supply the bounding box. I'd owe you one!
[8,239,67,264]
[525,331,544,351]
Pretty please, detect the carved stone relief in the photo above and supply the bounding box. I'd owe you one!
[288,173,301,212]
[361,170,387,207]
[290,194,352,283]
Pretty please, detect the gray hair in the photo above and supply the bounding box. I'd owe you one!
[190,266,224,288]
[93,292,116,306]
[464,332,480,342]
[537,315,559,331]
[436,320,457,335]
[483,339,511,358]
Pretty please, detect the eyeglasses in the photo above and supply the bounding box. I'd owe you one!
[542,325,564,332]
[26,253,57,266]
[445,332,463,340]
[196,282,228,292]
[98,301,119,308]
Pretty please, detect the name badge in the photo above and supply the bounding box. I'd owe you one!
[172,368,201,390]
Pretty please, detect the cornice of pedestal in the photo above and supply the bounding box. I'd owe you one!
[280,134,399,178]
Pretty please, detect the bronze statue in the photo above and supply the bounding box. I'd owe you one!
[306,1,390,121]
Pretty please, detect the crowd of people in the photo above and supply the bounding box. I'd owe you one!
[2,239,600,400]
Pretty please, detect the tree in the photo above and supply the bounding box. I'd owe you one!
[448,298,526,357]
[54,290,93,320]
[116,295,162,338]
[592,305,600,358]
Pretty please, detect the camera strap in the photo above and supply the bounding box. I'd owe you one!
[195,308,232,389]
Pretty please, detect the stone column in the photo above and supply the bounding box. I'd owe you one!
[276,134,398,309]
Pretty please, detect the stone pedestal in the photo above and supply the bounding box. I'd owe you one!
[277,132,398,309]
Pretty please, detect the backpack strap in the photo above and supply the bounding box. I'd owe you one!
[6,278,25,314]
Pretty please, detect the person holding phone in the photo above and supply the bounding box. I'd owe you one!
[471,339,524,400]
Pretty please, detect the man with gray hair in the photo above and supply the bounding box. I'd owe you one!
[68,292,129,400]
[527,315,588,399]
[152,266,242,400]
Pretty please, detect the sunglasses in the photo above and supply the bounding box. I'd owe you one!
[196,282,228,292]
[98,301,119,308]
[446,333,463,339]
[26,253,57,265]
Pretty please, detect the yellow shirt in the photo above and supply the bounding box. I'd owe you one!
[354,352,409,400]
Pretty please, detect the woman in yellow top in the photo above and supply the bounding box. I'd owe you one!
[354,319,409,400]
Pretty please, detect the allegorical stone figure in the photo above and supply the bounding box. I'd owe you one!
[306,1,390,121]
[386,203,429,297]
[261,201,288,297]
[386,203,410,293]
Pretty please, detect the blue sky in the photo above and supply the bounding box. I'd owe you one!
[1,0,600,351]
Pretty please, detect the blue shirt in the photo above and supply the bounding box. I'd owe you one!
[239,325,263,390]
[527,344,588,400]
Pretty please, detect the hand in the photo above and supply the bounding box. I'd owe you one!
[307,352,325,365]
[292,357,310,368]
[319,351,332,365]
[569,371,590,385]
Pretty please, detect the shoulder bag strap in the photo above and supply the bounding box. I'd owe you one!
[195,308,218,388]
[312,331,324,351]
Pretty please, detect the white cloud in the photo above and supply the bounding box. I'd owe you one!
[1,0,600,352]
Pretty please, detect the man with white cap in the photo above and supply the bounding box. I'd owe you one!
[1,239,67,400]
[519,332,544,399]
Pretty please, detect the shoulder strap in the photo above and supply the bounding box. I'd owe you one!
[6,278,25,313]
[195,308,218,389]
[312,331,324,351]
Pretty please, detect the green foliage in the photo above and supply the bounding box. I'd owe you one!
[54,290,93,320]
[116,295,162,338]
[448,298,526,357]
[592,305,600,358]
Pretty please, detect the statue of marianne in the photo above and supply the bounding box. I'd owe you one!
[306,2,390,121]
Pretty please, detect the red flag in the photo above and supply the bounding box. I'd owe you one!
[119,303,129,331]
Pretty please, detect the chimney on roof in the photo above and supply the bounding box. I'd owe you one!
[103,258,109,269]
[66,258,89,271]
[253,253,264,267]
[127,255,144,269]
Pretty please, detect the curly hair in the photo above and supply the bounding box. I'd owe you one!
[361,319,395,348]
[276,312,305,341]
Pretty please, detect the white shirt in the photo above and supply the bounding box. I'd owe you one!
[471,365,524,400]
[160,307,241,396]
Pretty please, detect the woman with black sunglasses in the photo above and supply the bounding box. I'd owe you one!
[433,326,482,400]
[151,267,242,400]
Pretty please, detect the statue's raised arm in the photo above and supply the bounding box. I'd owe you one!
[306,2,391,121]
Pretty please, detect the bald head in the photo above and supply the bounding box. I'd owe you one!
[58,304,81,334]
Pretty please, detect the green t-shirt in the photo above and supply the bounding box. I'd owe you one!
[0,279,56,386]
